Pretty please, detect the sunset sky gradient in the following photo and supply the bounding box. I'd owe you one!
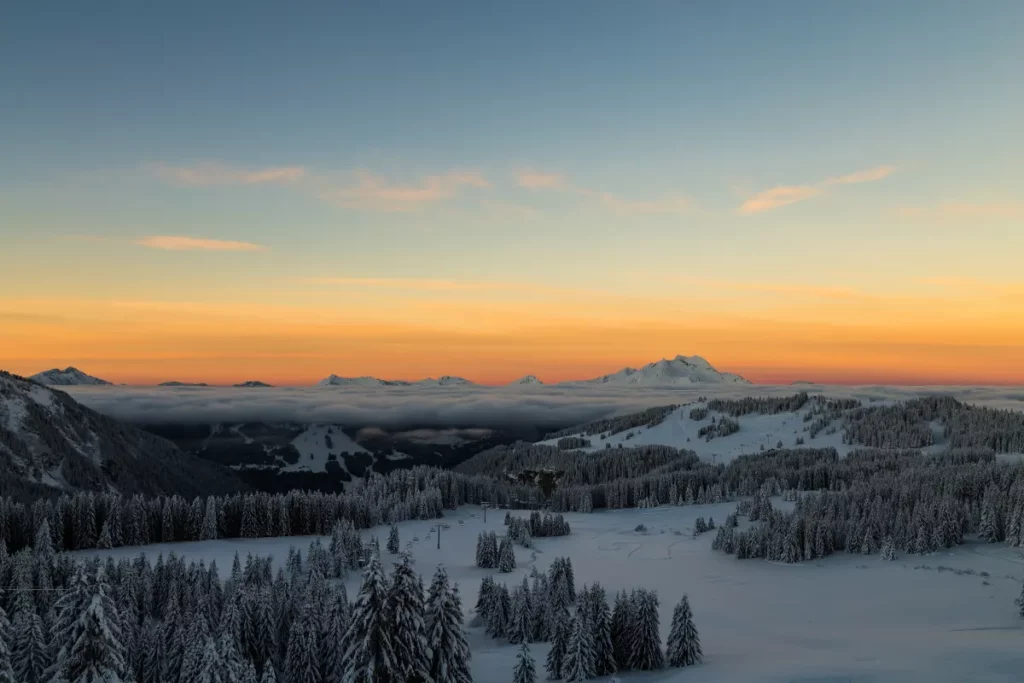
[2,1,1022,386]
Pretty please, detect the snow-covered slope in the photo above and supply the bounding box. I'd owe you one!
[281,424,369,473]
[567,355,749,386]
[509,375,543,386]
[537,401,849,463]
[0,371,241,498]
[29,366,112,386]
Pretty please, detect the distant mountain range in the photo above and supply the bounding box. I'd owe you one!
[26,354,749,388]
[316,355,748,387]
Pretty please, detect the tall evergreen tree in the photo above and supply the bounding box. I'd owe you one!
[386,526,400,555]
[609,591,631,669]
[60,567,129,683]
[545,607,570,681]
[285,600,321,683]
[338,555,398,683]
[11,597,48,683]
[487,584,512,639]
[0,601,13,683]
[627,590,663,671]
[498,539,516,573]
[426,577,472,683]
[561,611,595,682]
[587,585,616,677]
[512,643,536,683]
[387,554,430,683]
[666,594,702,668]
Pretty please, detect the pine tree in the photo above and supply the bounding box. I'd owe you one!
[1015,581,1024,619]
[561,611,595,682]
[61,567,129,683]
[498,539,516,573]
[512,643,536,683]
[338,554,398,683]
[545,607,570,680]
[0,601,13,683]
[11,598,48,683]
[426,578,472,683]
[322,588,350,683]
[666,594,702,667]
[260,659,278,683]
[880,536,896,561]
[628,589,663,671]
[193,636,221,683]
[609,591,631,669]
[588,585,616,677]
[285,600,322,683]
[387,554,430,683]
[387,526,400,555]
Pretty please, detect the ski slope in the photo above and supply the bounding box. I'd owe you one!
[80,504,1024,683]
[536,402,854,463]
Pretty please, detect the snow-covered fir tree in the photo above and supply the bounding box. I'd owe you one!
[561,610,595,682]
[512,643,536,683]
[59,566,128,683]
[880,536,896,561]
[425,568,472,683]
[508,577,533,645]
[285,597,322,683]
[0,600,13,683]
[498,539,517,573]
[11,593,49,683]
[627,589,663,671]
[338,554,398,683]
[388,553,430,683]
[387,526,400,555]
[586,584,616,677]
[609,590,632,669]
[1015,581,1024,619]
[487,583,512,639]
[545,607,570,680]
[666,594,702,668]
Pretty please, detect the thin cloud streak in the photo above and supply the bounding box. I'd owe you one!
[897,201,1024,220]
[517,169,692,215]
[739,165,896,214]
[150,162,306,186]
[322,170,490,211]
[135,236,269,252]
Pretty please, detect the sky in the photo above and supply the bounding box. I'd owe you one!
[1,1,1022,386]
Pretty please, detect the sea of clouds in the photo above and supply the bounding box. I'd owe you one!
[59,384,1024,429]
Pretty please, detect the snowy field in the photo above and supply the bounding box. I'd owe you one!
[79,504,1024,683]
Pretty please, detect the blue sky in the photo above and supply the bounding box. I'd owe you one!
[1,1,1022,384]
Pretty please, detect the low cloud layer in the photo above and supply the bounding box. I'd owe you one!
[60,384,1024,430]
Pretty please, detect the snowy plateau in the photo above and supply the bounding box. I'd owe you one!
[80,504,1024,683]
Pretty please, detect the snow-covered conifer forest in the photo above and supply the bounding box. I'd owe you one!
[3,389,1024,681]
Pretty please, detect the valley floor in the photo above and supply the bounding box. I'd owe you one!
[79,504,1024,683]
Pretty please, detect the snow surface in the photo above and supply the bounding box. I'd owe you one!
[80,504,1024,683]
[280,424,368,473]
[537,402,853,463]
[509,375,543,386]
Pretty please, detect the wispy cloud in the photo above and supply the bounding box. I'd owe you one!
[823,165,897,186]
[517,170,691,215]
[737,186,822,215]
[322,170,490,212]
[664,275,877,301]
[917,276,1024,297]
[150,162,306,186]
[739,165,896,215]
[135,236,268,252]
[515,170,567,189]
[897,201,1024,220]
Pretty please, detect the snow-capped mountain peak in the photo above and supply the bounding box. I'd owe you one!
[317,375,412,387]
[569,354,749,386]
[510,375,543,385]
[233,380,273,388]
[29,366,112,386]
[417,375,473,387]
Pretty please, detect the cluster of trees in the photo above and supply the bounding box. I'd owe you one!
[475,532,517,572]
[475,558,701,682]
[544,405,680,441]
[712,447,1024,563]
[0,467,535,554]
[688,407,709,421]
[708,392,810,417]
[504,511,571,546]
[556,437,591,451]
[697,417,740,441]
[0,531,474,683]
